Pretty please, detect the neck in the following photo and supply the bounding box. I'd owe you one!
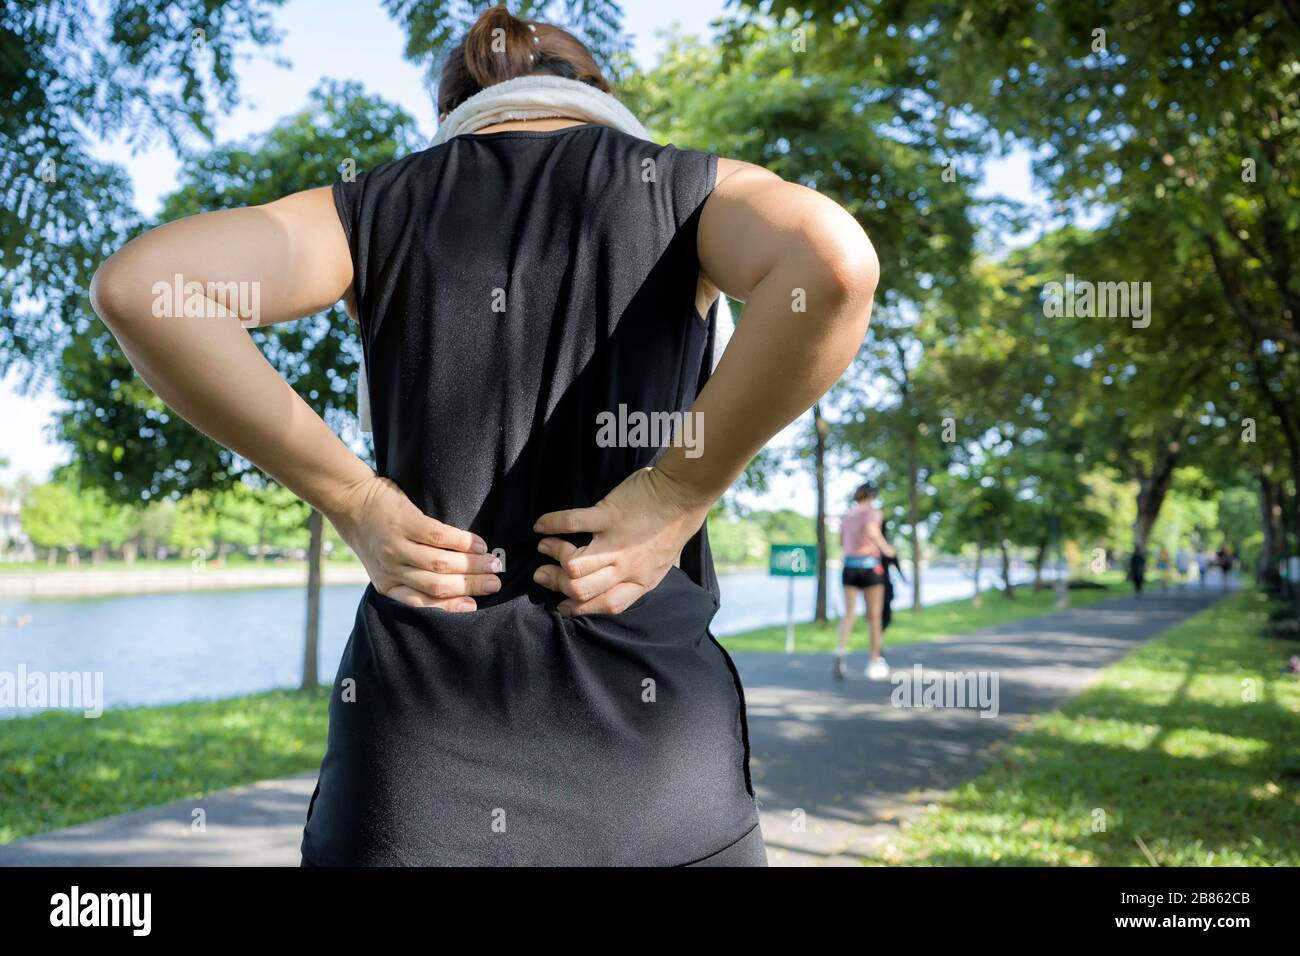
[473,117,590,134]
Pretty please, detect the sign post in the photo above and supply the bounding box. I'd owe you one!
[769,544,817,654]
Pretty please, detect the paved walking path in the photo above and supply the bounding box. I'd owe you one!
[0,587,1225,866]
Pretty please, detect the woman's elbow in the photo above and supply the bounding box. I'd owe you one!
[805,229,880,354]
[90,252,142,332]
[832,237,880,321]
[800,208,880,316]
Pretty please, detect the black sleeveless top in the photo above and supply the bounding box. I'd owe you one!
[300,124,762,866]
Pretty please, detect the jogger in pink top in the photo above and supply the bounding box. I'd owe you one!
[835,482,896,680]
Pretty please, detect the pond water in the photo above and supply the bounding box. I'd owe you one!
[0,564,1044,715]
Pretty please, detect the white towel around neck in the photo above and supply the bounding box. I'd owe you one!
[354,75,730,432]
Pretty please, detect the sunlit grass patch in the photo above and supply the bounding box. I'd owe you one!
[860,589,1300,866]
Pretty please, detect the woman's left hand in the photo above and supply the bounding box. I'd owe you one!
[532,467,712,615]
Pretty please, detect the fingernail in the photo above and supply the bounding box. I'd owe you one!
[484,577,501,593]
[472,537,488,554]
[489,556,503,573]
[532,521,543,533]
[458,599,476,612]
[533,568,548,585]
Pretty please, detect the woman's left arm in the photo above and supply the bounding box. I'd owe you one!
[868,521,896,559]
[91,188,502,609]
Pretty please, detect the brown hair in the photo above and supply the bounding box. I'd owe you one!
[852,483,876,503]
[437,5,611,118]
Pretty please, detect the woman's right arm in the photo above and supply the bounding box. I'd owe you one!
[89,188,500,609]
[534,159,879,614]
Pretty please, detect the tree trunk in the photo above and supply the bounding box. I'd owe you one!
[1283,446,1300,607]
[1281,482,1298,599]
[1257,472,1282,590]
[302,509,323,691]
[812,404,829,624]
[1052,511,1069,609]
[1132,439,1181,555]
[972,545,983,608]
[907,428,922,611]
[122,539,139,564]
[47,547,57,568]
[1208,230,1300,604]
[1032,539,1047,590]
[1000,538,1014,598]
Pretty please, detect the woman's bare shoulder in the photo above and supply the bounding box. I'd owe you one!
[714,156,777,190]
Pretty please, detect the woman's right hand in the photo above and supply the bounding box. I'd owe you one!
[329,474,501,609]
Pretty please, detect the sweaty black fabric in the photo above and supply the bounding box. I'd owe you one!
[300,124,764,866]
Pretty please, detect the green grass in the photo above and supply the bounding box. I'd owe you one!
[720,577,1122,654]
[0,688,330,844]
[861,588,1300,866]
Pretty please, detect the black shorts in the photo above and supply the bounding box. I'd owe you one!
[842,565,885,589]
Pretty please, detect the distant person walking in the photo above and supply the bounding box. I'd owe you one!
[835,482,896,680]
[1197,549,1211,588]
[1156,547,1171,590]
[1128,548,1147,597]
[1216,545,1234,590]
[1174,546,1191,588]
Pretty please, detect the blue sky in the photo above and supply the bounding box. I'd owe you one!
[0,0,1045,515]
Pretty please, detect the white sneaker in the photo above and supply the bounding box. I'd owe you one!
[866,657,890,681]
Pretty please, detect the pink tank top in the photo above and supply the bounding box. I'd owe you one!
[841,506,882,558]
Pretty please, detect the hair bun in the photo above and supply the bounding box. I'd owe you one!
[463,5,537,89]
[437,6,613,117]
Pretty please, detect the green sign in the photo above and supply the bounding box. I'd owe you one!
[770,544,816,577]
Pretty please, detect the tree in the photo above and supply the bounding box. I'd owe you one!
[839,309,959,610]
[211,480,307,564]
[58,81,423,688]
[169,491,219,561]
[78,487,135,563]
[935,0,1300,596]
[931,467,1011,608]
[20,479,82,565]
[1,0,284,372]
[137,500,177,561]
[727,0,1300,604]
